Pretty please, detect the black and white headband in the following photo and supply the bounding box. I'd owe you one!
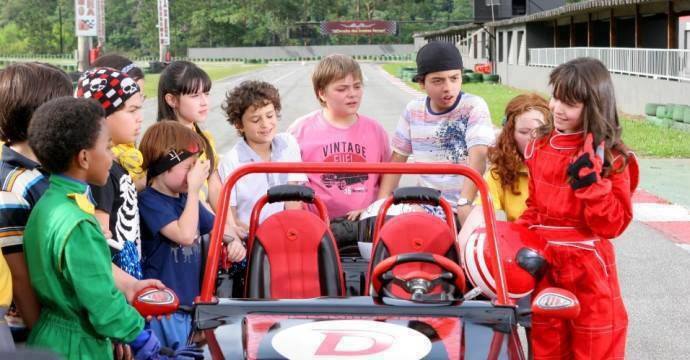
[147,145,202,181]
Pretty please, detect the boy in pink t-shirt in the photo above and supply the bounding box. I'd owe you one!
[289,54,391,227]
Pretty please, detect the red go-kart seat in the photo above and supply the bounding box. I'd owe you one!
[368,187,465,300]
[245,185,345,299]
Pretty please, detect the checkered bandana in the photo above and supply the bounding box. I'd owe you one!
[75,67,140,116]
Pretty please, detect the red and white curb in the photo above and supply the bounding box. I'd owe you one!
[378,67,424,98]
[633,190,690,254]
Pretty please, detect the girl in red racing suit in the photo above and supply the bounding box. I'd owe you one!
[516,58,639,360]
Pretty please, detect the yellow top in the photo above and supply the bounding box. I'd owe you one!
[0,252,11,307]
[476,165,530,222]
[199,130,220,167]
[112,143,145,181]
[199,130,219,202]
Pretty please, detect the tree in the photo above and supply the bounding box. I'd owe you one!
[0,0,474,55]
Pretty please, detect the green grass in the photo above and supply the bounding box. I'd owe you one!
[381,62,690,158]
[142,62,264,99]
[461,83,525,126]
[619,118,690,158]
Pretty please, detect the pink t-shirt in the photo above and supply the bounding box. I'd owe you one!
[289,110,391,218]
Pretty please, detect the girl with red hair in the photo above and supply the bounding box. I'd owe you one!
[478,93,551,221]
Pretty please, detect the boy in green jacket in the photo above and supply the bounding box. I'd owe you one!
[23,97,198,359]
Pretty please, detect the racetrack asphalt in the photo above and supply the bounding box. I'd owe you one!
[141,61,690,359]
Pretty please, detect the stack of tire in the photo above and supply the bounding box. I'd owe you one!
[645,103,690,128]
[462,69,500,84]
[462,69,482,83]
[399,67,417,82]
[482,74,500,83]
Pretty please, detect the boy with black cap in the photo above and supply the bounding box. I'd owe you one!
[378,41,495,225]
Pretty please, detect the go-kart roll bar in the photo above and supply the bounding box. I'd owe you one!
[198,162,509,305]
[247,189,330,251]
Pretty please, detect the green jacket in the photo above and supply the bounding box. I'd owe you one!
[24,175,144,360]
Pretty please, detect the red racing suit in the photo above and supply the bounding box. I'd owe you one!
[517,130,639,360]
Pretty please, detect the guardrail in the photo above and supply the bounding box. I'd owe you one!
[529,47,690,82]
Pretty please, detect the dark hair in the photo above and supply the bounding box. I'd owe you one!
[157,61,211,121]
[156,61,215,173]
[488,93,551,195]
[549,57,629,174]
[28,97,105,174]
[92,54,144,81]
[222,80,281,136]
[0,62,73,144]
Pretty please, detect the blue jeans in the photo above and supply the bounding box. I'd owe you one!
[148,312,192,348]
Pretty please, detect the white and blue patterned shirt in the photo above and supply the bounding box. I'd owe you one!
[0,145,49,254]
[392,93,495,207]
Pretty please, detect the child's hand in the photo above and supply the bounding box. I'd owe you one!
[225,240,247,262]
[187,158,211,193]
[124,278,166,304]
[346,208,365,221]
[223,223,248,242]
[567,133,604,190]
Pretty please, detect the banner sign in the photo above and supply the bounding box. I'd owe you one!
[319,21,397,36]
[158,0,170,46]
[75,0,98,37]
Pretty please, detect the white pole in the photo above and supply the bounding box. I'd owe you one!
[74,0,97,71]
[97,0,105,49]
[77,36,92,72]
[158,0,170,62]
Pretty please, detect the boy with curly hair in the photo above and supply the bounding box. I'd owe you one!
[219,80,306,235]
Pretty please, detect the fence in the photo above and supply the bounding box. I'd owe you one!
[529,47,690,82]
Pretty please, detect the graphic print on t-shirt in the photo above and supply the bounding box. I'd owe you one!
[116,174,140,244]
[110,172,143,278]
[320,141,369,193]
[171,236,200,263]
[435,116,469,163]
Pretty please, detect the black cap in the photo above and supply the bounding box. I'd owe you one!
[413,41,463,82]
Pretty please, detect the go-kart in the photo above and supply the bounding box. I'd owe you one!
[134,162,580,359]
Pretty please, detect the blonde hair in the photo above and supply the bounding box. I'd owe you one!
[312,54,363,106]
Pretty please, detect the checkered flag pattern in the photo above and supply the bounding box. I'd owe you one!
[76,67,140,116]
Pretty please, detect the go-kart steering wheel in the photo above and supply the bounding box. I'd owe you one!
[371,252,466,301]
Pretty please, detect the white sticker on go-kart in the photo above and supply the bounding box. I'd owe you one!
[271,319,432,359]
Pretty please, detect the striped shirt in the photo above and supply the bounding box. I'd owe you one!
[392,93,495,207]
[0,145,49,254]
